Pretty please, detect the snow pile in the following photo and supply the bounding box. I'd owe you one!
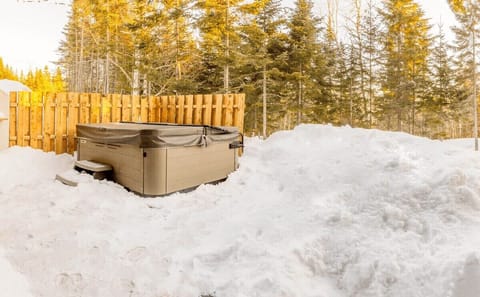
[0,250,34,297]
[1,125,480,297]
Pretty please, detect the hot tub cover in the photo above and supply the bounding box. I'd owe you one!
[76,122,240,148]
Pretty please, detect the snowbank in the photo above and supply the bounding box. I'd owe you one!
[0,250,34,297]
[0,125,480,297]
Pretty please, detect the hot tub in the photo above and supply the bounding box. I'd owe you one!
[76,122,241,196]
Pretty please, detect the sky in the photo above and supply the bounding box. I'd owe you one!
[0,0,70,73]
[0,0,457,73]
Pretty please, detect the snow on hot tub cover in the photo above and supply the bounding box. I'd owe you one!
[76,122,240,148]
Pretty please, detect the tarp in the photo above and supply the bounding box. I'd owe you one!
[76,122,239,148]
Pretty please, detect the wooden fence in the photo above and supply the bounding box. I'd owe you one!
[9,92,245,154]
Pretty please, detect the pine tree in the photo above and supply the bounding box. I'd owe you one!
[425,24,460,138]
[448,0,480,146]
[196,0,246,93]
[237,0,288,136]
[345,0,382,128]
[379,0,430,133]
[0,58,18,80]
[287,0,320,125]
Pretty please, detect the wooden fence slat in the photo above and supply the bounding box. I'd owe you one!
[55,93,68,154]
[79,93,90,124]
[176,95,185,124]
[148,96,160,122]
[132,95,141,122]
[43,92,56,152]
[193,95,203,125]
[90,93,101,124]
[212,94,223,126]
[67,93,80,153]
[17,92,30,147]
[222,94,234,126]
[160,96,169,122]
[168,96,176,123]
[101,94,112,123]
[203,95,213,126]
[111,94,122,122]
[8,92,17,147]
[233,93,245,134]
[121,94,132,122]
[30,92,44,149]
[185,95,194,124]
[140,97,149,122]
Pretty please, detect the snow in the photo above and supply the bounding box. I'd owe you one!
[0,79,31,95]
[1,124,480,297]
[0,250,33,297]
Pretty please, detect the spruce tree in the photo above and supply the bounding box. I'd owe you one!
[379,0,430,133]
[287,0,320,125]
[449,0,480,145]
[237,0,288,136]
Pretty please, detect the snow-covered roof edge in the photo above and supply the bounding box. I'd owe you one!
[0,79,31,95]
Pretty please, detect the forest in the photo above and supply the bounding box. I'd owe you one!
[1,0,479,139]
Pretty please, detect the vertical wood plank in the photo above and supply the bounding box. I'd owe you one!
[222,94,234,126]
[203,94,213,125]
[193,95,203,125]
[131,95,141,122]
[150,96,161,122]
[212,94,223,126]
[17,92,30,147]
[184,95,194,124]
[9,92,17,147]
[67,93,80,153]
[111,94,122,122]
[140,96,149,122]
[29,92,43,149]
[233,93,245,134]
[90,93,101,124]
[79,93,90,124]
[43,92,56,152]
[167,96,176,123]
[176,95,185,124]
[160,96,169,122]
[55,93,68,154]
[101,94,112,123]
[121,94,132,122]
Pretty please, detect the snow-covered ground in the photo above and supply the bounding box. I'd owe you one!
[1,124,480,297]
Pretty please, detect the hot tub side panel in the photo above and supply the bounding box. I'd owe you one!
[165,142,236,194]
[77,139,145,193]
[143,148,167,195]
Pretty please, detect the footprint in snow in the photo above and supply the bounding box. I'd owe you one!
[126,246,147,262]
[55,272,84,294]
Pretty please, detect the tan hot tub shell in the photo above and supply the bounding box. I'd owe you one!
[76,122,240,196]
